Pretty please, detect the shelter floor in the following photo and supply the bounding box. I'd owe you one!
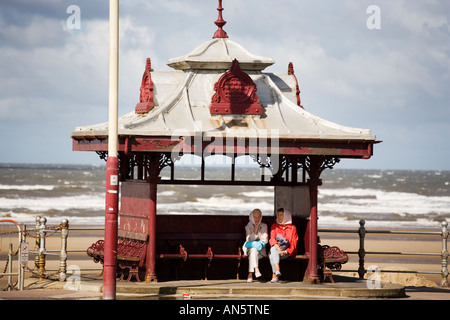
[0,272,413,300]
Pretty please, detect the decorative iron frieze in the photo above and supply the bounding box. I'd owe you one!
[301,156,340,180]
[96,151,108,161]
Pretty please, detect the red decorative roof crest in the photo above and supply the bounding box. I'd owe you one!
[288,62,303,109]
[213,0,228,39]
[210,59,262,115]
[135,58,155,114]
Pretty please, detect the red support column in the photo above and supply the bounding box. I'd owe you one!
[303,156,338,283]
[303,156,322,283]
[305,177,321,283]
[103,156,119,299]
[145,154,159,282]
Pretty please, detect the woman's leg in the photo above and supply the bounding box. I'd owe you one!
[269,246,280,276]
[248,248,258,272]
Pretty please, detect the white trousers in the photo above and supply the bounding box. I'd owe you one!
[247,248,263,272]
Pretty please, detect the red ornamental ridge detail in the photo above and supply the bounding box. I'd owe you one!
[288,62,303,109]
[210,59,263,115]
[135,58,155,114]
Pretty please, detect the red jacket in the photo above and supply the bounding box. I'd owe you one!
[269,223,298,256]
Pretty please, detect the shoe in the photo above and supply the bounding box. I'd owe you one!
[275,271,281,277]
[247,277,253,283]
[255,271,262,278]
[271,278,278,283]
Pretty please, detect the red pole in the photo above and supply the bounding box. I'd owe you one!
[306,178,320,282]
[304,157,321,283]
[104,0,119,299]
[103,156,119,299]
[145,179,157,282]
[145,154,158,282]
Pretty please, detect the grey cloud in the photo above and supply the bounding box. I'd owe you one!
[0,0,108,48]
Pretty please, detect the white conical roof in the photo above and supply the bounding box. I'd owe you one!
[72,69,376,142]
[167,38,274,71]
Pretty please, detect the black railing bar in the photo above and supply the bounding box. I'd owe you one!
[337,269,441,275]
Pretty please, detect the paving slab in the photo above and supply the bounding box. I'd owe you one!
[0,274,409,300]
[2,274,450,301]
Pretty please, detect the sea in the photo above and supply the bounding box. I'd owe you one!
[0,163,449,231]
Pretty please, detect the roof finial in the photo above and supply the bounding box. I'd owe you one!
[213,0,228,39]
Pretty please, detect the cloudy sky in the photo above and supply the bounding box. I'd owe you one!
[0,0,449,170]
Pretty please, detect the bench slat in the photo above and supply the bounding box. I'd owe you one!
[156,232,243,241]
[118,255,141,262]
[118,230,148,242]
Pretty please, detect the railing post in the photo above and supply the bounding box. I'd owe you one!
[358,219,366,279]
[19,224,25,291]
[59,219,69,281]
[7,243,13,291]
[34,216,41,270]
[440,220,448,287]
[38,217,47,281]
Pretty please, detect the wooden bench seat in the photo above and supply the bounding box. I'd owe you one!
[86,230,148,282]
[318,245,349,283]
[155,230,310,279]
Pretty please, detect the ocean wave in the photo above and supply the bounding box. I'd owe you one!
[0,194,105,212]
[240,190,273,198]
[0,184,56,191]
[158,196,273,215]
[0,211,105,226]
[158,191,176,197]
[317,216,442,230]
[319,187,450,215]
[1,165,448,230]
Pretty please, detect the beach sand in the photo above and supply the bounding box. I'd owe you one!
[319,231,445,287]
[1,228,447,289]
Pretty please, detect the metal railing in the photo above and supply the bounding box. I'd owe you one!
[1,216,103,290]
[4,216,448,287]
[24,217,104,282]
[61,225,104,273]
[23,216,71,282]
[319,219,449,287]
[0,219,25,290]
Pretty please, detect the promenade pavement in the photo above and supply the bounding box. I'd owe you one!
[1,273,450,301]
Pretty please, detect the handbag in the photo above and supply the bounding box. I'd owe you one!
[276,234,290,251]
[245,240,264,251]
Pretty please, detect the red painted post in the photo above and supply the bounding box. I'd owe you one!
[145,154,159,282]
[103,156,119,298]
[304,157,321,283]
[104,0,119,299]
[306,178,320,282]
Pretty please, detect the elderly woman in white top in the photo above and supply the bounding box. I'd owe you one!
[242,209,268,282]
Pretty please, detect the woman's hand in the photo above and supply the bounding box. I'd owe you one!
[275,244,283,255]
[275,244,288,256]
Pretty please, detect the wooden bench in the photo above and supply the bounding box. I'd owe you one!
[86,230,148,282]
[318,245,348,283]
[153,215,310,281]
[155,231,311,280]
[154,230,310,280]
[156,231,242,280]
